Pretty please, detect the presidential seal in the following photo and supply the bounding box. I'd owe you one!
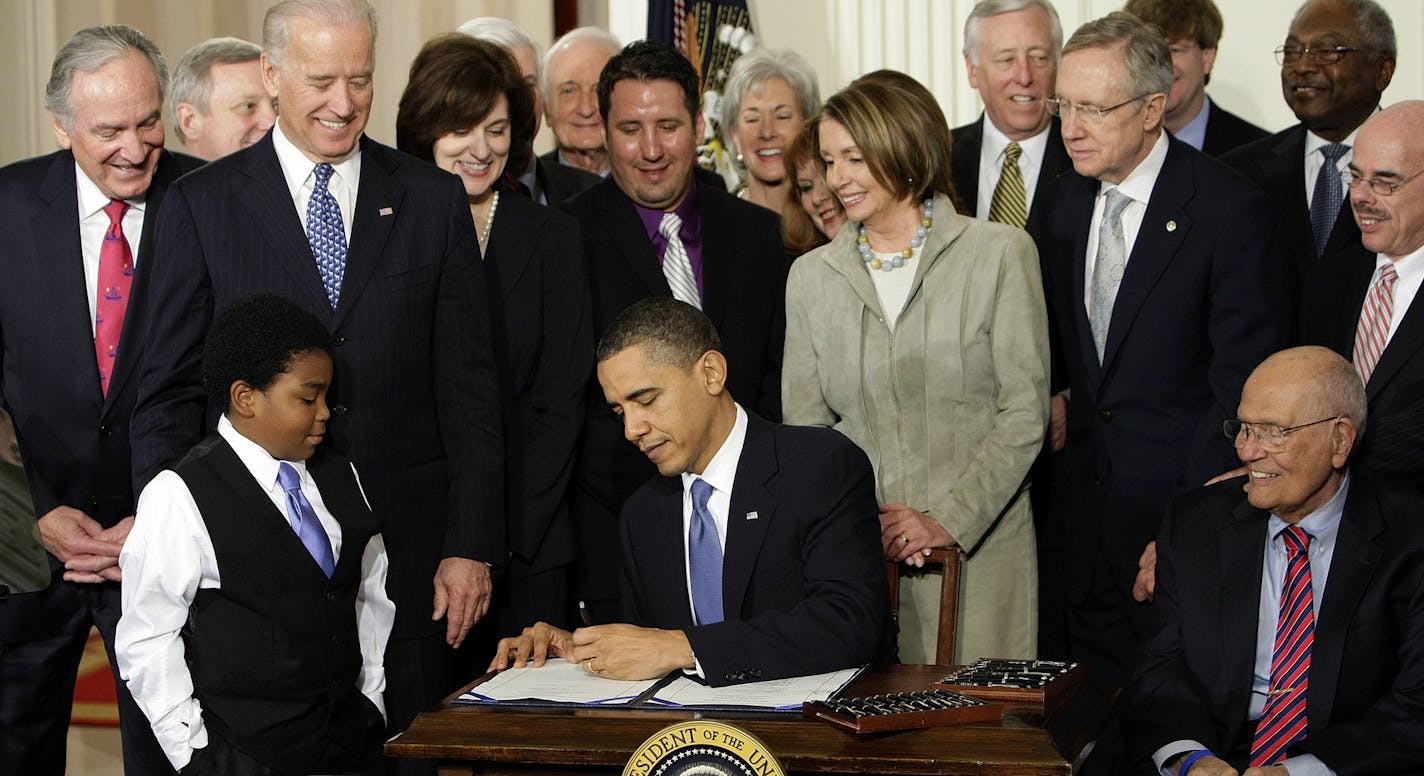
[623,720,784,776]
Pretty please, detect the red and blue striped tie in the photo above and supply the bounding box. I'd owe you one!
[1251,525,1314,765]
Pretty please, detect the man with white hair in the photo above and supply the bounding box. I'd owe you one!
[457,16,599,209]
[169,37,276,161]
[0,23,199,776]
[541,26,623,176]
[131,3,505,771]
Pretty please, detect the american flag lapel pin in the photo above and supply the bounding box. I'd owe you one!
[379,206,394,216]
[745,510,759,520]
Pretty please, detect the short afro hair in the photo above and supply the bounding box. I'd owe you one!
[596,297,721,371]
[203,293,333,411]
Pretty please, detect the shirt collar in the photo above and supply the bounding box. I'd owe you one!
[1376,241,1424,282]
[1098,130,1170,205]
[981,115,1052,166]
[271,119,362,196]
[634,177,701,242]
[1267,471,1350,547]
[1173,96,1212,150]
[74,161,148,218]
[680,403,747,498]
[217,414,309,494]
[1304,108,1376,155]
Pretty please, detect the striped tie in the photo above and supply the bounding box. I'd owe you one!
[1250,525,1314,766]
[658,212,702,309]
[1352,262,1398,384]
[988,142,1027,228]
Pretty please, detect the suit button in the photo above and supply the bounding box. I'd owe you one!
[333,335,346,346]
[332,404,348,416]
[327,592,336,600]
[1099,410,1112,422]
[99,424,111,437]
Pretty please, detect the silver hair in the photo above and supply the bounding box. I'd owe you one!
[717,47,821,137]
[263,0,377,71]
[46,25,169,130]
[1318,351,1368,433]
[541,26,622,104]
[457,17,544,81]
[963,0,1064,64]
[1062,11,1174,100]
[1289,0,1396,60]
[169,37,263,143]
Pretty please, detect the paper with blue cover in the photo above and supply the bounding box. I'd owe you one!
[647,667,862,711]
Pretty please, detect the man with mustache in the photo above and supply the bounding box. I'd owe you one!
[1299,101,1424,492]
[1222,0,1395,272]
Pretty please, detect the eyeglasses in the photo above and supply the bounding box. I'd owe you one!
[1045,94,1150,124]
[1223,416,1340,453]
[1274,45,1376,66]
[1342,167,1424,197]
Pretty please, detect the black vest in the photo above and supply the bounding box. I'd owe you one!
[176,435,382,774]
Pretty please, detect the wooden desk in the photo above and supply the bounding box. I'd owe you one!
[386,665,1114,776]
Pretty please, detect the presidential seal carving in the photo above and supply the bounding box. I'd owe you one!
[623,720,784,776]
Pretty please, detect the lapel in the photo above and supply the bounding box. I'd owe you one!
[486,193,536,302]
[238,134,331,313]
[1364,273,1424,400]
[594,179,674,299]
[1220,499,1268,725]
[32,151,102,406]
[333,137,404,331]
[1056,173,1102,385]
[646,476,695,627]
[1268,126,1309,213]
[721,413,779,618]
[1310,243,1375,356]
[1032,118,1071,213]
[1099,137,1196,375]
[952,117,983,205]
[1308,480,1384,730]
[104,150,188,413]
[697,184,733,330]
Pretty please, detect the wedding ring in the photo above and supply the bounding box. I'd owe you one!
[900,534,910,545]
[586,659,601,674]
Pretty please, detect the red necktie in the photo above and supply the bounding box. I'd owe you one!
[95,199,133,396]
[1250,525,1314,766]
[1352,263,1398,384]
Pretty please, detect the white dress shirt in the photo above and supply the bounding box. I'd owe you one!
[271,121,360,243]
[1151,476,1349,776]
[75,165,146,330]
[1368,245,1424,345]
[1304,123,1365,211]
[115,415,394,770]
[975,118,1052,220]
[1083,131,1171,310]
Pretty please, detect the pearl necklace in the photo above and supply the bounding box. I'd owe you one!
[478,190,500,250]
[857,198,934,272]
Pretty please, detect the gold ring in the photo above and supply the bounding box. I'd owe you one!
[900,534,910,545]
[586,659,601,674]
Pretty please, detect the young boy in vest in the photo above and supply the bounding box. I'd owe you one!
[116,293,394,775]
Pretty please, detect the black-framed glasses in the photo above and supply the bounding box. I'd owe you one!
[1274,45,1376,66]
[1342,167,1424,197]
[1223,416,1341,452]
[1044,94,1151,124]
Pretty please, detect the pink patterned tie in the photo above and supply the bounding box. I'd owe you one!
[95,200,133,396]
[1352,263,1398,384]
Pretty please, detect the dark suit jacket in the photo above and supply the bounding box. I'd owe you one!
[483,193,592,573]
[619,412,888,685]
[1222,124,1362,272]
[564,177,787,602]
[0,148,201,637]
[131,134,504,639]
[1300,242,1424,487]
[534,156,599,212]
[950,115,1071,221]
[1126,477,1424,775]
[1030,134,1291,603]
[1200,101,1270,158]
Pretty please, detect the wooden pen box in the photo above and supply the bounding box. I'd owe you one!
[804,689,1004,734]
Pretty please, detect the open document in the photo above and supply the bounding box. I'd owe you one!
[455,658,658,706]
[647,667,862,711]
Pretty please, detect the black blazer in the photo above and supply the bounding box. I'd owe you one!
[564,177,786,601]
[1126,477,1424,775]
[950,115,1071,220]
[619,412,888,685]
[1300,242,1424,486]
[1222,124,1362,272]
[131,134,504,639]
[483,193,592,572]
[0,148,201,637]
[1030,134,1291,604]
[1200,100,1270,157]
[534,156,600,212]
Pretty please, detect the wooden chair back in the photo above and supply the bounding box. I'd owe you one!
[885,546,962,665]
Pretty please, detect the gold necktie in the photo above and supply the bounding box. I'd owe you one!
[988,142,1027,228]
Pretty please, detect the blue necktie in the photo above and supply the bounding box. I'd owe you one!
[688,478,723,625]
[307,163,348,309]
[1309,143,1348,256]
[277,462,336,578]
